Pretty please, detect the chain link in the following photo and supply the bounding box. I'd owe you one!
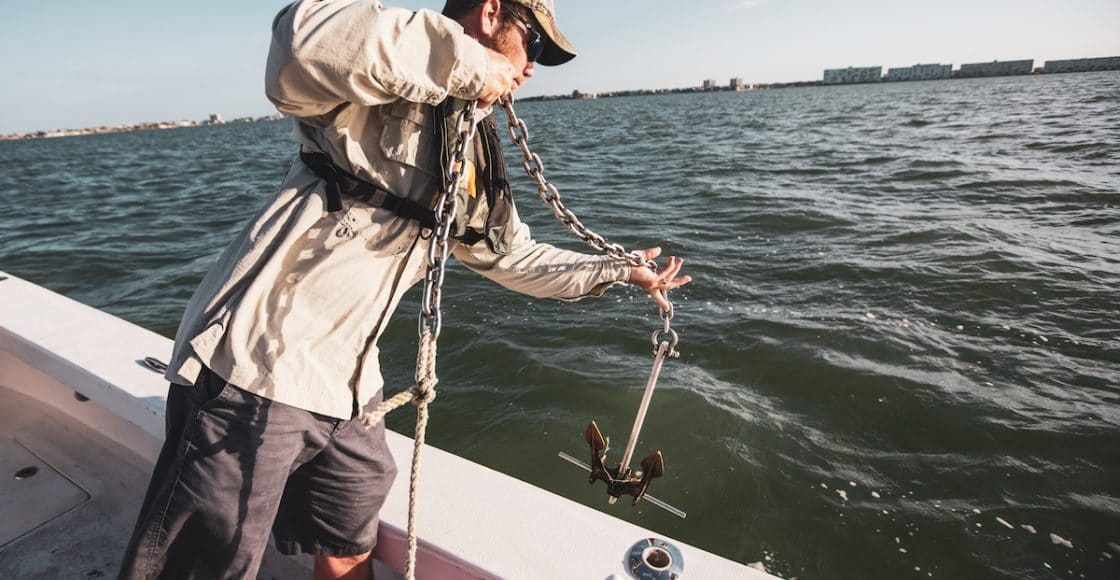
[500,96,679,357]
[418,101,479,340]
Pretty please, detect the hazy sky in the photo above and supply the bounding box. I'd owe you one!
[1,0,1117,134]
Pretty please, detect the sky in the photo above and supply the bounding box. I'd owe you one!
[1,0,1118,134]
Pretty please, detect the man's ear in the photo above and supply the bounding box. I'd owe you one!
[477,0,502,36]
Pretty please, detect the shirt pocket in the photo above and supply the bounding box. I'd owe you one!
[379,101,437,176]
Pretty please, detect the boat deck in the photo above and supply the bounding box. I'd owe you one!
[0,382,150,577]
[0,383,318,579]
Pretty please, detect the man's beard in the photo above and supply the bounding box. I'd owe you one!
[481,21,521,58]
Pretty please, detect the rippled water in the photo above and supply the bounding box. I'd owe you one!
[2,72,1118,579]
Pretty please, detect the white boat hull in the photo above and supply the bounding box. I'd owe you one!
[0,271,774,579]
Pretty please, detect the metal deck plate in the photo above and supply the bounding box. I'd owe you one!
[0,438,89,547]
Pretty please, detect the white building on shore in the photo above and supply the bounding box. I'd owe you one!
[956,59,1033,78]
[886,63,952,81]
[823,66,883,84]
[1041,56,1120,74]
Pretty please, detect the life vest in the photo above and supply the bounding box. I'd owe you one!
[434,98,517,256]
[300,98,518,256]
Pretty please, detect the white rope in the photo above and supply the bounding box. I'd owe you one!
[360,330,438,580]
[359,100,475,580]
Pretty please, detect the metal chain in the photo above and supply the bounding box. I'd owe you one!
[500,96,679,356]
[418,101,479,341]
[401,100,478,580]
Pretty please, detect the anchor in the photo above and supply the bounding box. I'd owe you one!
[559,340,687,519]
[494,96,689,520]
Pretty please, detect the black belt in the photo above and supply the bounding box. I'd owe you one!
[299,149,437,230]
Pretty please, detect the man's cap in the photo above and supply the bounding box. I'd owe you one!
[504,0,576,66]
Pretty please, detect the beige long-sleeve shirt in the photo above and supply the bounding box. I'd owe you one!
[164,0,630,419]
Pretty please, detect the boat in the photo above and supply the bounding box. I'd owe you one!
[0,270,773,579]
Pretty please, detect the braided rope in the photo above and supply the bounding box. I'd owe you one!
[407,331,437,576]
[359,339,438,429]
[360,330,439,579]
[360,390,415,428]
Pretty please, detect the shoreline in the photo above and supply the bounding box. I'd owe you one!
[521,67,1119,103]
[0,113,284,143]
[3,68,1115,141]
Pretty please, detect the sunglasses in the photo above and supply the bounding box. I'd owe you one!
[502,7,544,63]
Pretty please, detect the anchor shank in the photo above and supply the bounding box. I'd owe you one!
[617,340,671,477]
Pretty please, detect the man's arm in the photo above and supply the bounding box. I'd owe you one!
[265,1,506,119]
[453,204,631,302]
[454,206,692,305]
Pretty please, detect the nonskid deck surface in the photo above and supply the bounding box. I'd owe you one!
[0,383,152,578]
[0,384,315,579]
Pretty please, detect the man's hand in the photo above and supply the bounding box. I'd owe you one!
[479,48,518,107]
[628,247,692,312]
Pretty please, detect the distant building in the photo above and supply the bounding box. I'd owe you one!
[208,113,223,124]
[730,77,745,91]
[886,67,911,82]
[823,66,883,84]
[955,60,1033,78]
[702,79,720,90]
[1041,56,1120,74]
[886,63,952,82]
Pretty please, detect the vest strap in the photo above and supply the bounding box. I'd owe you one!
[299,149,438,231]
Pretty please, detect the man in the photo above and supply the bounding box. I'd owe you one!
[120,0,690,578]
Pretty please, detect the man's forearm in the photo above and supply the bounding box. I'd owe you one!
[265,1,489,120]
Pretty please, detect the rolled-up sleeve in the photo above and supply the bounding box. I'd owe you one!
[266,0,490,119]
[453,205,632,302]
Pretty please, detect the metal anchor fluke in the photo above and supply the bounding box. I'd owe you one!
[558,419,685,519]
[587,420,662,505]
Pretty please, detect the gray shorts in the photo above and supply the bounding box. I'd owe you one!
[119,366,397,579]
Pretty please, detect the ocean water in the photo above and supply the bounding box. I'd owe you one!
[2,72,1118,579]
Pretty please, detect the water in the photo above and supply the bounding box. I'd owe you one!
[2,72,1119,579]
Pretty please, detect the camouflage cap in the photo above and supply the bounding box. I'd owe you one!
[504,0,576,66]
